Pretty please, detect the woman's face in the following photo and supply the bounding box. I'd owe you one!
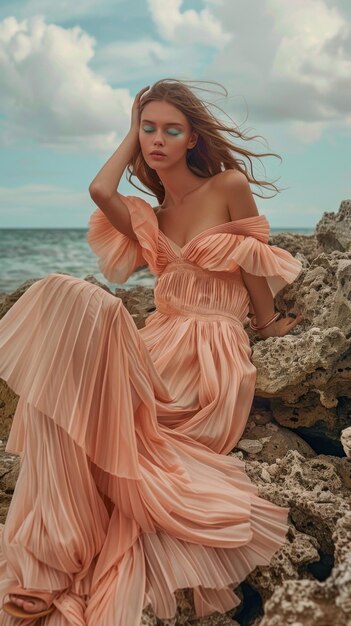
[139,100,197,170]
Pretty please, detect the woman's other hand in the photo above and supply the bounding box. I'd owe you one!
[257,313,304,339]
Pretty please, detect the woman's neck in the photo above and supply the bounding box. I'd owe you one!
[158,161,206,209]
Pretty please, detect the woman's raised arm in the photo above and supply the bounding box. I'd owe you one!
[88,86,149,239]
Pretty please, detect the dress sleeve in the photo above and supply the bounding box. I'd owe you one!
[223,215,303,297]
[86,195,154,284]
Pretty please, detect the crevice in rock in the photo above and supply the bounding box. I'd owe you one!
[251,397,271,411]
[294,426,344,456]
[305,549,334,581]
[267,394,351,458]
[289,509,335,556]
[232,582,263,626]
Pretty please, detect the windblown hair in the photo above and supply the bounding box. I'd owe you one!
[126,78,283,205]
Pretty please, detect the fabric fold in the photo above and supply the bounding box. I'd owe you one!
[86,195,159,283]
[87,199,145,284]
[223,235,303,297]
[0,273,162,480]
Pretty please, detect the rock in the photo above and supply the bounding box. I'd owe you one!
[289,251,351,335]
[238,424,316,463]
[315,199,351,253]
[269,232,321,264]
[141,604,158,625]
[331,456,351,490]
[258,512,351,625]
[241,450,351,625]
[252,327,349,400]
[258,578,345,626]
[0,491,12,525]
[252,412,272,426]
[0,278,39,320]
[341,426,351,458]
[270,395,351,455]
[114,285,155,329]
[0,455,20,493]
[189,616,240,626]
[0,380,18,439]
[237,439,264,454]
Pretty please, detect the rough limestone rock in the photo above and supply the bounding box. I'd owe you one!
[237,422,316,463]
[114,284,155,329]
[270,394,351,456]
[315,199,351,253]
[257,512,351,626]
[0,278,38,319]
[242,450,351,625]
[341,426,351,458]
[236,439,264,454]
[269,232,321,263]
[270,250,351,343]
[252,327,348,400]
[0,381,18,440]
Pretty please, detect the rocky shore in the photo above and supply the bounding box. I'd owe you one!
[0,200,350,626]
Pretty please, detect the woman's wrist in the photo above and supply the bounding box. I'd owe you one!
[249,311,281,331]
[127,126,139,141]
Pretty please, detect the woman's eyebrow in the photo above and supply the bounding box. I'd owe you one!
[141,119,184,127]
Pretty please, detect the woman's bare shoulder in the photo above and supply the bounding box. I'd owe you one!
[219,170,259,220]
[212,169,248,189]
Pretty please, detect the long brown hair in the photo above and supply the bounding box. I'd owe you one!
[126,78,283,205]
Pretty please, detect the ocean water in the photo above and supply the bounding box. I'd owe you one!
[0,227,314,294]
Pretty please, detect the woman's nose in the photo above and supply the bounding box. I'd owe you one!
[153,130,164,144]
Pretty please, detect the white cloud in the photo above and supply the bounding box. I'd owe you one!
[203,0,351,142]
[94,37,209,85]
[0,0,123,23]
[0,15,133,151]
[288,121,327,143]
[147,0,231,48]
[266,0,351,93]
[1,1,350,155]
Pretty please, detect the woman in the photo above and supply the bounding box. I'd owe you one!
[0,78,303,624]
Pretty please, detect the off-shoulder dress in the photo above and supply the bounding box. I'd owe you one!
[0,195,302,625]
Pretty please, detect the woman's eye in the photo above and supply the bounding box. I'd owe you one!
[141,125,182,135]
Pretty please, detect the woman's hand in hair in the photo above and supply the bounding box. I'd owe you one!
[130,86,150,133]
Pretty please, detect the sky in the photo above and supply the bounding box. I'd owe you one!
[0,0,350,229]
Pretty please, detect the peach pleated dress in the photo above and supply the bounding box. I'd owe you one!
[0,195,302,625]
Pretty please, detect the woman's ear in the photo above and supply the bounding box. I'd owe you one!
[187,131,198,150]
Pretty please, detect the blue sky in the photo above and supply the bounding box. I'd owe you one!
[0,0,350,229]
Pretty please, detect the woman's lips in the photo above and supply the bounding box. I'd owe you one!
[150,152,166,160]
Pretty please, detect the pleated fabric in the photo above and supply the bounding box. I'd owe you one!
[0,195,302,625]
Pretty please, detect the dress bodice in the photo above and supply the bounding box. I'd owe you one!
[87,194,303,323]
[154,259,250,323]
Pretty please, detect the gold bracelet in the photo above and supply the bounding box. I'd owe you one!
[249,312,281,331]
